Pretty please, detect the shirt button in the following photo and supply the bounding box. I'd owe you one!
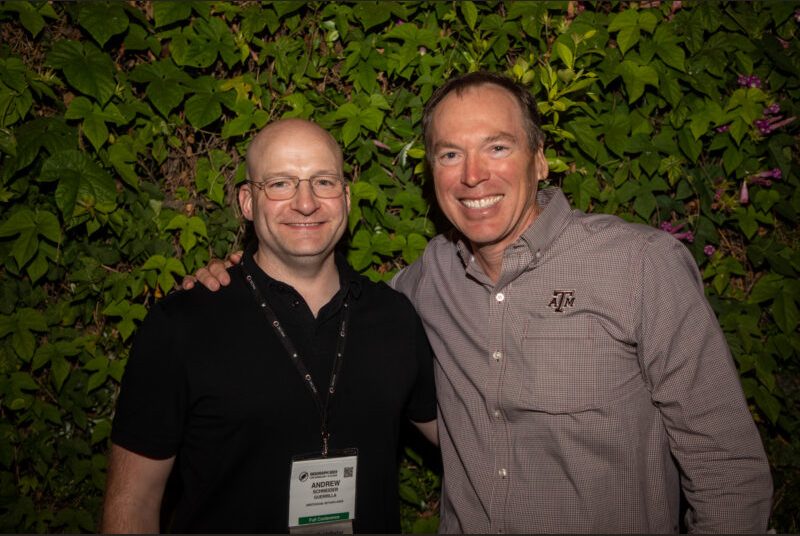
[535,250,542,259]
[498,468,507,478]
[493,409,501,418]
[496,292,505,302]
[492,350,502,361]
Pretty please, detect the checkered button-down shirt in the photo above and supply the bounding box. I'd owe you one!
[393,188,771,533]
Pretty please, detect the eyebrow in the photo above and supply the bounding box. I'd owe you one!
[258,169,341,179]
[433,131,519,152]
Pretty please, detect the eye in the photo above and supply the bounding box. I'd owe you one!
[313,176,340,189]
[438,151,460,164]
[491,145,509,154]
[266,178,294,190]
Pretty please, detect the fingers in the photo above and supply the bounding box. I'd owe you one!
[228,250,243,267]
[181,250,244,293]
[180,275,197,291]
[195,265,223,291]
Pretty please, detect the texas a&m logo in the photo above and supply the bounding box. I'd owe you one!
[548,290,575,313]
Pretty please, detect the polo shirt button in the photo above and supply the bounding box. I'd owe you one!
[493,409,501,418]
[498,468,507,478]
[492,350,502,361]
[496,292,505,302]
[535,250,542,259]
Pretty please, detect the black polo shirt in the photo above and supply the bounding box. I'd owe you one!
[111,249,436,533]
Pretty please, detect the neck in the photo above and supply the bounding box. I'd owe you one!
[253,250,341,317]
[471,246,505,284]
[470,202,541,285]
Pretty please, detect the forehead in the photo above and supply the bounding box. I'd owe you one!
[431,84,526,143]
[249,126,341,176]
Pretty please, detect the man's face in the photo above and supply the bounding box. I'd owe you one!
[239,124,350,271]
[429,84,547,253]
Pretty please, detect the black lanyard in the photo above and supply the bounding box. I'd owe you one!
[240,262,349,457]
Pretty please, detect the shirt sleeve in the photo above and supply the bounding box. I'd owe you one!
[636,232,772,533]
[110,300,188,459]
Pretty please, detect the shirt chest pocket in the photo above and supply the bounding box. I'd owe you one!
[517,315,638,414]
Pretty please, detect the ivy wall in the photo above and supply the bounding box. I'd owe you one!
[0,1,798,532]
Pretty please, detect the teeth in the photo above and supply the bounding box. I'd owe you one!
[462,195,502,209]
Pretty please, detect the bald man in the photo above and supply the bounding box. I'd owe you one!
[101,119,437,534]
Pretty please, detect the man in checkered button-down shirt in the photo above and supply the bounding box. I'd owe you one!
[391,71,772,533]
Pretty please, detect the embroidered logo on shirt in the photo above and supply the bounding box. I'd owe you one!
[548,290,575,312]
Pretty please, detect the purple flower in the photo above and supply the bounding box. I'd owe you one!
[704,245,716,257]
[740,180,749,205]
[715,124,730,133]
[761,168,782,180]
[755,115,796,135]
[659,221,693,243]
[738,74,762,88]
[714,188,723,201]
[795,8,800,22]
[765,103,781,115]
[755,118,772,135]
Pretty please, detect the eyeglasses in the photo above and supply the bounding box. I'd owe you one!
[246,175,346,201]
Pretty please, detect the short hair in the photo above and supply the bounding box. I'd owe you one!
[422,71,545,164]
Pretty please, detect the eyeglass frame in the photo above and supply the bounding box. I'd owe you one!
[245,175,347,201]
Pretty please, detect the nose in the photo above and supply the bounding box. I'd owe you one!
[290,180,320,215]
[462,152,489,187]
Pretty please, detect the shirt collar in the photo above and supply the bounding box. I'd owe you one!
[242,243,363,301]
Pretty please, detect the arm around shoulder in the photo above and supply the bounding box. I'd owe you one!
[101,444,175,534]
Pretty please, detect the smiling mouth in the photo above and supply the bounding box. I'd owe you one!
[461,195,503,209]
[285,222,323,227]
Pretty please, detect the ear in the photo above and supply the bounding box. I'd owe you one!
[239,184,255,221]
[344,183,351,214]
[534,147,549,183]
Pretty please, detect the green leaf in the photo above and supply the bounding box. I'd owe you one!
[735,207,759,240]
[753,386,781,424]
[129,60,191,117]
[46,40,116,105]
[352,2,391,30]
[51,356,71,393]
[3,1,46,36]
[78,2,129,47]
[749,274,783,304]
[608,10,640,55]
[653,25,685,72]
[41,150,117,219]
[185,92,222,129]
[773,292,799,334]
[555,42,574,70]
[461,1,478,30]
[618,61,659,103]
[153,2,192,27]
[563,174,600,212]
[567,121,601,159]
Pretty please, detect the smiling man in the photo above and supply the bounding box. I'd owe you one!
[187,73,772,533]
[391,71,772,533]
[102,119,436,533]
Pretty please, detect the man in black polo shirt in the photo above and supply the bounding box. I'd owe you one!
[101,119,437,533]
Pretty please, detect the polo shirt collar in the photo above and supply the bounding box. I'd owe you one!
[241,243,363,303]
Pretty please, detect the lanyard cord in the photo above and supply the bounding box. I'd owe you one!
[239,262,349,457]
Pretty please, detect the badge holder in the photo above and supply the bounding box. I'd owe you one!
[288,449,358,534]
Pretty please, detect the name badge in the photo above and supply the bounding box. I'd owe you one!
[288,451,358,533]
